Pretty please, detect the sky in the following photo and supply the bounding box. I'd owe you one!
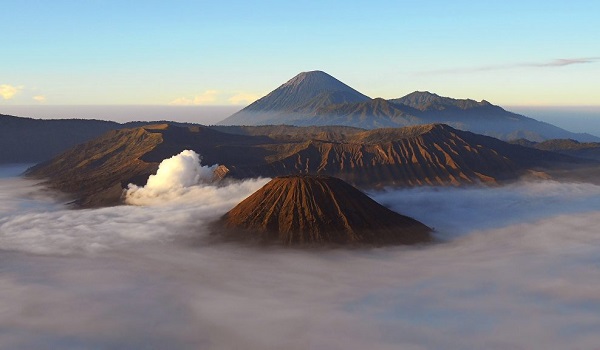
[1,0,599,109]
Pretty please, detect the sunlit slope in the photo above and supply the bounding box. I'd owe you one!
[27,123,584,207]
[221,175,431,245]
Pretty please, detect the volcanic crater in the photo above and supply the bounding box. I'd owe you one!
[219,175,432,245]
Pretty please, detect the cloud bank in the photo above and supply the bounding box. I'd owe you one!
[1,165,600,349]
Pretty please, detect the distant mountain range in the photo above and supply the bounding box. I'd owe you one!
[511,138,600,161]
[0,114,119,163]
[2,70,597,166]
[0,114,199,164]
[218,71,599,142]
[27,123,587,207]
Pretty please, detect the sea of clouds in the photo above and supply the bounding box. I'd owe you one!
[1,153,600,349]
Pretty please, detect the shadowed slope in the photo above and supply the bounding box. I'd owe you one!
[293,98,421,128]
[0,114,121,163]
[219,71,370,125]
[511,138,600,161]
[221,175,432,245]
[389,91,599,142]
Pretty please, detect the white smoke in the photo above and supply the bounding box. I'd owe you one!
[125,150,220,205]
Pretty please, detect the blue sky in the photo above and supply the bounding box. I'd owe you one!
[1,0,598,106]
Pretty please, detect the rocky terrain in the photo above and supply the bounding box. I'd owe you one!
[220,175,432,245]
[26,123,586,207]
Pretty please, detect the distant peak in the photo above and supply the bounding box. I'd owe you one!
[300,70,328,76]
[219,70,370,123]
[390,91,497,111]
[283,70,336,87]
[408,91,440,97]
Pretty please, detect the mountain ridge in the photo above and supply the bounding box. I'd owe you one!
[217,71,599,142]
[218,71,370,125]
[26,123,589,207]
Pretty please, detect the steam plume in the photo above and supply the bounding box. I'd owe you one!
[126,150,218,205]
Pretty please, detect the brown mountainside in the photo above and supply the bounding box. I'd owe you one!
[232,124,576,186]
[221,175,432,245]
[26,123,585,207]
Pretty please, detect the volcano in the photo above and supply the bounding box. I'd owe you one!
[216,71,598,142]
[218,70,370,125]
[220,175,432,245]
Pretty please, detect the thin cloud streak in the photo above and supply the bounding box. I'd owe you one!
[417,57,600,75]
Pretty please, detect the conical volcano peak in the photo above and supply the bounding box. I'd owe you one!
[282,70,339,88]
[220,175,432,245]
[218,70,370,125]
[276,70,368,99]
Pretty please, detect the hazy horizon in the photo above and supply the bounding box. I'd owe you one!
[2,104,599,137]
[0,105,241,125]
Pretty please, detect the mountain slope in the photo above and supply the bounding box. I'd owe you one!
[0,114,213,164]
[237,124,578,187]
[390,91,493,111]
[220,175,432,245]
[297,91,599,141]
[389,91,599,142]
[27,123,588,207]
[0,114,121,163]
[216,71,598,142]
[511,138,600,161]
[292,98,421,128]
[218,71,370,125]
[26,124,272,206]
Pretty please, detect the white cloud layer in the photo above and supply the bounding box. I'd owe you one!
[1,165,600,349]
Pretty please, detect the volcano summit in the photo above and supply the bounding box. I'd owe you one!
[220,175,432,245]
